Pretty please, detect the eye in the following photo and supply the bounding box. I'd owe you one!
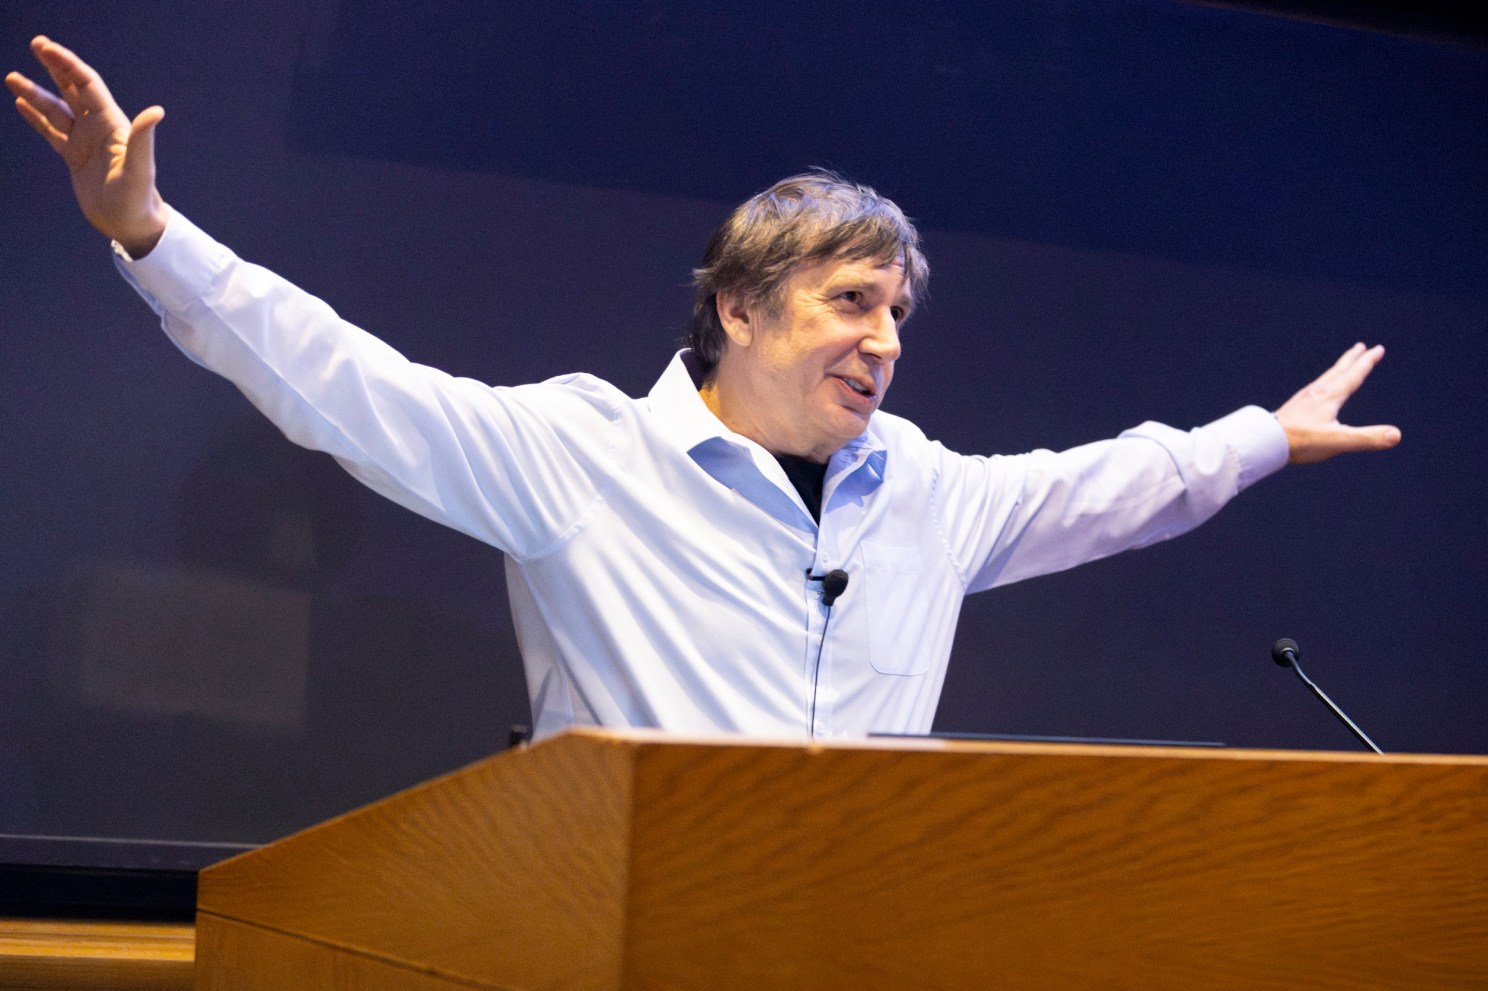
[837,290,863,305]
[891,305,907,323]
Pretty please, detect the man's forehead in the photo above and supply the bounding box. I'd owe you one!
[796,252,907,286]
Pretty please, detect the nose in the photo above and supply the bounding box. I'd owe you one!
[861,306,901,363]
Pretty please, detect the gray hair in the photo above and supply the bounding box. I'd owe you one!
[688,171,929,374]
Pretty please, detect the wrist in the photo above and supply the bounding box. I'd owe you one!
[114,201,170,260]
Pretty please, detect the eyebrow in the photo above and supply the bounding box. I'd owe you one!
[822,273,915,315]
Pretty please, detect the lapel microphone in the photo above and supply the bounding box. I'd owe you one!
[809,569,850,606]
[805,569,852,736]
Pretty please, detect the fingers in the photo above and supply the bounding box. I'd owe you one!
[1337,341,1383,379]
[1364,423,1402,450]
[1322,341,1377,380]
[124,105,165,182]
[31,36,92,93]
[1277,343,1398,464]
[1335,423,1402,454]
[7,70,74,151]
[1314,342,1385,408]
[1285,423,1402,464]
[1322,341,1369,375]
[131,104,165,134]
[29,35,117,118]
[11,95,62,152]
[1288,425,1401,465]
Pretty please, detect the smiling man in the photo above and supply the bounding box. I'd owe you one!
[702,252,909,462]
[690,177,924,467]
[8,38,1400,741]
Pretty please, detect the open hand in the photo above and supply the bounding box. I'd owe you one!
[1276,343,1401,464]
[7,36,169,257]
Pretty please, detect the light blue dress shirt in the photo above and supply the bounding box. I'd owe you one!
[117,213,1290,741]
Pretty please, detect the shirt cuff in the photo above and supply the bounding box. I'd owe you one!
[111,209,233,314]
[1204,405,1290,491]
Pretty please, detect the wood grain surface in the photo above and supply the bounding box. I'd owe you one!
[194,731,1488,990]
[198,732,637,991]
[194,916,477,991]
[620,740,1488,990]
[0,917,194,991]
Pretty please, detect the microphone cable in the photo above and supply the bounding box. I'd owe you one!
[806,569,850,738]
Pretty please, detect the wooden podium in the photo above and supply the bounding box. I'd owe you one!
[194,731,1488,989]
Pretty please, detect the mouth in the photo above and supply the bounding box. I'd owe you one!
[833,375,878,408]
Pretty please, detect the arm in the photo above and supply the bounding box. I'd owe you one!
[944,406,1289,592]
[11,37,614,560]
[7,36,168,257]
[945,345,1397,591]
[118,216,617,557]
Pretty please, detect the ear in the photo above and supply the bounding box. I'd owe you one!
[715,290,757,349]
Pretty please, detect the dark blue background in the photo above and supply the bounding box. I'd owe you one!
[2,0,1484,847]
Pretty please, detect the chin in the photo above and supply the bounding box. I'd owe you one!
[822,416,872,452]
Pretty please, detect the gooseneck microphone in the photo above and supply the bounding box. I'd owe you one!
[1270,638,1383,754]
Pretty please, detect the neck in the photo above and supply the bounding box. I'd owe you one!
[699,376,832,463]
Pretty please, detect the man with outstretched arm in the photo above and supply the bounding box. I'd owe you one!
[8,37,1400,741]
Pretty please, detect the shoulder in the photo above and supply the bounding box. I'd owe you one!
[453,371,637,475]
[499,371,631,422]
[868,407,931,450]
[868,407,959,476]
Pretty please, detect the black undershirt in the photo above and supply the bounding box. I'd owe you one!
[775,454,828,522]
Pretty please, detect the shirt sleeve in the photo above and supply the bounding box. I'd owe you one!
[113,211,618,559]
[935,406,1290,593]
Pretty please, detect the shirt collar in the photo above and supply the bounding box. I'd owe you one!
[646,351,888,529]
[646,350,734,454]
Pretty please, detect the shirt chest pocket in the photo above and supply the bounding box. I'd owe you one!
[860,542,930,675]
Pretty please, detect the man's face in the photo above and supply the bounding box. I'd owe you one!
[710,254,912,462]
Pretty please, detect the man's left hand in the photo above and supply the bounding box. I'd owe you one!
[1276,343,1400,464]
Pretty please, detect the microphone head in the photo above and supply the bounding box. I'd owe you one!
[1271,638,1300,668]
[821,569,850,606]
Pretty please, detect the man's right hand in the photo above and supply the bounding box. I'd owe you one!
[7,36,169,258]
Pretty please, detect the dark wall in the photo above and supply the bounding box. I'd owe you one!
[2,0,1484,846]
